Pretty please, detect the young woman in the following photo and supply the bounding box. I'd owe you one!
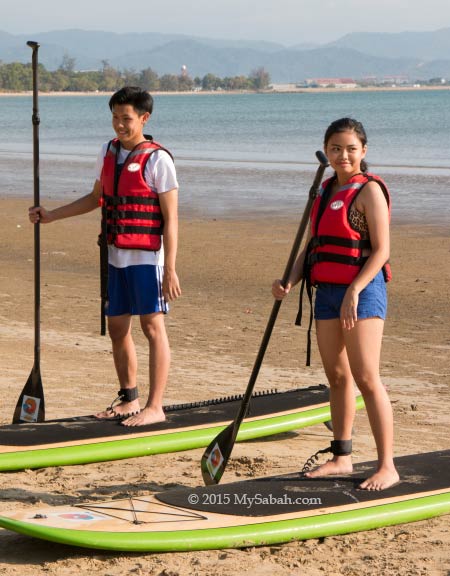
[272,118,399,490]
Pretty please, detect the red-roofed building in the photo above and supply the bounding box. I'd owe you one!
[305,78,357,88]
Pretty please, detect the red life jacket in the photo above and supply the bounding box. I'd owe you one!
[100,136,173,251]
[307,172,392,285]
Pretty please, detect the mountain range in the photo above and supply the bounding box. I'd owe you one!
[1,28,450,82]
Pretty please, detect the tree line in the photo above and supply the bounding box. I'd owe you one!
[0,58,271,92]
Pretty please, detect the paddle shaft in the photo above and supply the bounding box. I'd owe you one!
[29,41,41,373]
[201,151,329,484]
[12,41,45,424]
[227,151,329,442]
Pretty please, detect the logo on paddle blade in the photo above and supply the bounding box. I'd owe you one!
[20,395,40,423]
[206,443,224,479]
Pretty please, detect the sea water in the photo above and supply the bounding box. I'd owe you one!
[0,90,449,223]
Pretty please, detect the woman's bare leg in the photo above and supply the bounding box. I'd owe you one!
[304,318,355,478]
[344,318,399,490]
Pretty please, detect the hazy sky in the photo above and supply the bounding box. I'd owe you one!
[3,0,450,45]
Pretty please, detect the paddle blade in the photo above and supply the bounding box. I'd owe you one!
[200,423,236,485]
[12,367,45,424]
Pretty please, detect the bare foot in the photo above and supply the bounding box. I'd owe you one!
[95,399,141,419]
[359,466,400,491]
[121,406,166,427]
[304,456,353,478]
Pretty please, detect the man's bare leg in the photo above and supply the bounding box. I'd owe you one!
[122,312,168,426]
[96,314,141,419]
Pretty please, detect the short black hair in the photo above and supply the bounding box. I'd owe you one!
[109,86,153,115]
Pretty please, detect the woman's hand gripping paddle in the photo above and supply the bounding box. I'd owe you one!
[12,41,46,424]
[200,151,329,485]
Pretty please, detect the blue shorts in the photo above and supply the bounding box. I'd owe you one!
[106,264,168,317]
[314,270,387,321]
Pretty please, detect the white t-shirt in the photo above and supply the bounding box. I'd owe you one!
[95,142,179,268]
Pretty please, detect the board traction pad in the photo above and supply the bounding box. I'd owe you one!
[0,385,328,448]
[155,449,450,517]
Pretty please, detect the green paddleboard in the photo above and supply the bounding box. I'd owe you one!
[0,385,363,472]
[0,450,447,552]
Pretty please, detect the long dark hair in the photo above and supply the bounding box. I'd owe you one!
[324,117,368,173]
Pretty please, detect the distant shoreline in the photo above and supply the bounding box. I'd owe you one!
[1,85,450,97]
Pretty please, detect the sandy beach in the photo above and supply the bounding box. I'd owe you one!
[0,197,449,575]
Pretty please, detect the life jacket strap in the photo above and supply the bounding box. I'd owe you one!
[294,277,314,367]
[107,209,163,221]
[309,235,371,250]
[106,224,163,235]
[103,195,160,207]
[98,205,109,336]
[308,252,369,267]
[295,239,315,366]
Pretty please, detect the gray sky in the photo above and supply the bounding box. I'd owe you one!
[3,0,450,45]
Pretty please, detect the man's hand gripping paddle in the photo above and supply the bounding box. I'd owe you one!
[200,151,329,485]
[12,41,46,424]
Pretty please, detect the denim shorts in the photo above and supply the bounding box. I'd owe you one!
[314,270,387,320]
[106,264,168,316]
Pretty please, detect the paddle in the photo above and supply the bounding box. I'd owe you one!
[201,150,329,485]
[12,41,46,424]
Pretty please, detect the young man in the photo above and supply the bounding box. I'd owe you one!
[29,86,181,427]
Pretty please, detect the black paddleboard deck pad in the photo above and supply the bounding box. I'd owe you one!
[0,450,448,551]
[0,385,360,471]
